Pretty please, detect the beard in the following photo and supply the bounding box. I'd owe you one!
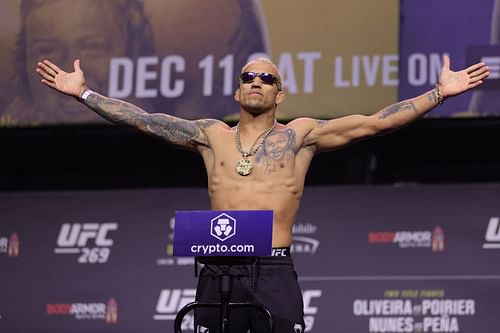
[241,98,274,115]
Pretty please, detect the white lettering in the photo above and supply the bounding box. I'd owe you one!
[136,56,158,98]
[363,55,380,87]
[393,231,432,245]
[486,217,500,241]
[421,299,475,315]
[219,54,234,96]
[297,52,321,93]
[108,57,133,98]
[423,316,459,332]
[56,223,117,247]
[199,55,214,96]
[95,223,118,247]
[160,56,185,98]
[408,53,427,86]
[57,224,81,247]
[369,317,413,332]
[334,56,350,88]
[353,300,413,316]
[382,54,399,86]
[156,289,196,314]
[429,53,443,85]
[278,53,298,93]
[408,53,444,86]
[77,224,99,247]
[303,290,322,315]
[352,56,360,87]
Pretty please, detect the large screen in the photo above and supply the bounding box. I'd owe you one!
[0,0,497,127]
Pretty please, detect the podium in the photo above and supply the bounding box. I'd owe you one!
[173,210,274,333]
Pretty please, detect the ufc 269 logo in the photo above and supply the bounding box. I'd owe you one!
[483,217,500,249]
[54,223,118,263]
[154,289,196,330]
[153,288,322,332]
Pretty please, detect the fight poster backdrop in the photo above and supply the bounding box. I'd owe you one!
[1,0,397,126]
[1,0,497,127]
[1,184,500,332]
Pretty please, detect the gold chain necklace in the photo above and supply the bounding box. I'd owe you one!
[234,121,277,176]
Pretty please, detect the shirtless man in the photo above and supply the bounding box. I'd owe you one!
[36,56,488,332]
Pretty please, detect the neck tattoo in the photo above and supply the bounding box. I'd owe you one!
[234,121,277,176]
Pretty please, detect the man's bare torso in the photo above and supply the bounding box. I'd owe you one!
[197,120,316,247]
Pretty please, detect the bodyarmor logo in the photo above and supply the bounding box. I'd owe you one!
[46,298,116,323]
[154,289,196,331]
[105,298,118,324]
[0,233,20,257]
[210,213,236,241]
[431,226,445,252]
[54,223,118,263]
[8,233,20,257]
[483,217,500,249]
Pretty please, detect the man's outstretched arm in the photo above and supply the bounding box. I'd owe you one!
[303,55,490,152]
[36,59,219,151]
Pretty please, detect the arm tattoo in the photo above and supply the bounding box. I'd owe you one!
[84,93,213,148]
[195,119,219,130]
[428,89,439,104]
[255,128,298,175]
[378,101,417,119]
[316,119,328,128]
[85,93,148,123]
[149,116,200,146]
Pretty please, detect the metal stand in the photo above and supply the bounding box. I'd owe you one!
[174,257,273,333]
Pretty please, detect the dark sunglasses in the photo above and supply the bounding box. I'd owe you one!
[239,72,281,90]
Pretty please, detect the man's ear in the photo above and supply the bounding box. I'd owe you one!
[234,87,241,102]
[276,90,285,105]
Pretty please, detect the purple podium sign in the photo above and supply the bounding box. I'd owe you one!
[173,210,273,256]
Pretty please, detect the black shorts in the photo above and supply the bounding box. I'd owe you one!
[194,255,305,333]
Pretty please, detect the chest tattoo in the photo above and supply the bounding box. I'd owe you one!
[255,128,298,175]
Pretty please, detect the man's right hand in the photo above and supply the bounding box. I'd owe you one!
[36,59,88,99]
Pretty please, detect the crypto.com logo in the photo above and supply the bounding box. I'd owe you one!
[210,213,236,242]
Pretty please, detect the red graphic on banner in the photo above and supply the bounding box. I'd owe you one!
[8,233,19,257]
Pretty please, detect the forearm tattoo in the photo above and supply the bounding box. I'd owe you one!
[85,93,147,123]
[428,89,439,104]
[378,101,417,119]
[84,93,213,147]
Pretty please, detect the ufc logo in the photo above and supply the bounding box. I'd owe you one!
[272,248,287,256]
[302,289,322,332]
[303,289,322,315]
[156,289,196,314]
[57,223,118,247]
[485,217,500,242]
